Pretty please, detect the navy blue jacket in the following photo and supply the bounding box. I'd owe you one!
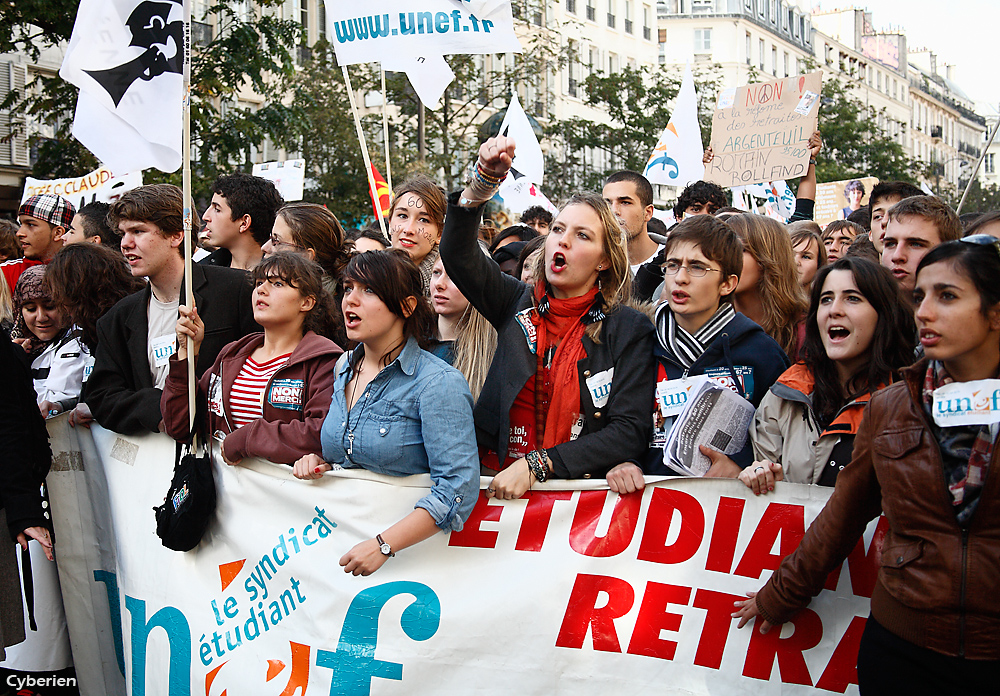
[643,310,790,474]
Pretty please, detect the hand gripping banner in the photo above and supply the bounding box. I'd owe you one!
[46,417,881,695]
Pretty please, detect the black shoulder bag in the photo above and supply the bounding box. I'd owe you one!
[153,435,217,551]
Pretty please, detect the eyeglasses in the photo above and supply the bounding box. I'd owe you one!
[960,234,1000,261]
[268,234,305,251]
[662,260,722,277]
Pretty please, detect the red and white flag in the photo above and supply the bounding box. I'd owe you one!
[369,164,392,219]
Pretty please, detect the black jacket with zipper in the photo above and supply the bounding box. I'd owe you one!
[439,193,656,479]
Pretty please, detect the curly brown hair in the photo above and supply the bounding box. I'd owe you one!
[45,243,146,349]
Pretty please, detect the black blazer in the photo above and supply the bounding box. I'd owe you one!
[85,263,260,435]
[440,194,657,479]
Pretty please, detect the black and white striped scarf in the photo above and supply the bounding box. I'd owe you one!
[655,302,736,369]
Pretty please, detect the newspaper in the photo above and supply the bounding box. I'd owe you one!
[662,379,755,477]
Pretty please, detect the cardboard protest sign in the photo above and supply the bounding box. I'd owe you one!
[705,72,822,187]
[47,418,877,695]
[328,0,522,66]
[814,176,879,227]
[22,167,142,211]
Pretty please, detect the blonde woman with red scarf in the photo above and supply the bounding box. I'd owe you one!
[439,135,657,498]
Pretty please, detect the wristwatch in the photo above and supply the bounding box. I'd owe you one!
[376,534,394,557]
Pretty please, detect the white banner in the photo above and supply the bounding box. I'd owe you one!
[46,418,881,695]
[22,168,143,211]
[327,0,522,66]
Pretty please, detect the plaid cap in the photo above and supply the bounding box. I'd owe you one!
[18,193,76,230]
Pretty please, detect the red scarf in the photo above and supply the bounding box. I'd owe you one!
[532,283,600,448]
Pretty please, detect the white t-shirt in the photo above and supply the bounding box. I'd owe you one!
[147,293,180,389]
[630,243,664,276]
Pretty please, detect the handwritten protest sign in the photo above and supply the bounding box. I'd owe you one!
[22,167,142,211]
[705,72,822,187]
[814,176,879,227]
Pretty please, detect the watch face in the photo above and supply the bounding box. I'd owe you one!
[380,542,391,555]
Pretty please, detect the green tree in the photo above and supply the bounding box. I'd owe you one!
[545,64,722,200]
[813,72,921,184]
[0,0,74,61]
[380,32,568,190]
[939,177,1000,214]
[5,0,307,203]
[288,43,404,226]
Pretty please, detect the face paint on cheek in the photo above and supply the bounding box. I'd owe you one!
[417,227,434,243]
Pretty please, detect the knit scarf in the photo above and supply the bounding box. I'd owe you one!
[922,361,995,525]
[532,283,603,448]
[655,301,736,369]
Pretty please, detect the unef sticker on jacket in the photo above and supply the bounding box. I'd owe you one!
[932,379,1000,428]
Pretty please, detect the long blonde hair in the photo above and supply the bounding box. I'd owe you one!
[726,214,808,355]
[453,305,498,401]
[531,192,632,343]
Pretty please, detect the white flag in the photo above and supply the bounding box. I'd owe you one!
[644,62,704,187]
[498,177,558,218]
[382,55,455,110]
[498,93,544,186]
[59,0,184,173]
[327,0,522,66]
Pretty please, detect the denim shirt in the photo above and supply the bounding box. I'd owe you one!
[320,336,479,532]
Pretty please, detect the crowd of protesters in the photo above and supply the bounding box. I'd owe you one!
[1,130,1000,693]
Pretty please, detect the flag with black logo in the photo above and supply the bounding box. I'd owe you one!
[59,0,185,173]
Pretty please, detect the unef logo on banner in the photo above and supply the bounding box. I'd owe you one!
[99,505,440,696]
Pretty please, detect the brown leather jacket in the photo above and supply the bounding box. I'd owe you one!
[756,359,1000,659]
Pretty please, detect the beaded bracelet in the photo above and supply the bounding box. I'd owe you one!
[526,450,549,483]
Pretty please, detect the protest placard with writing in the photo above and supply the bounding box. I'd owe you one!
[705,72,822,187]
[22,167,143,212]
[814,176,879,227]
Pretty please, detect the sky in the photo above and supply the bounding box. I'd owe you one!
[814,0,1000,115]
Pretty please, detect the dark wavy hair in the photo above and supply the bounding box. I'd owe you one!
[673,181,727,219]
[802,256,916,426]
[45,243,146,349]
[342,249,434,365]
[212,173,284,245]
[252,252,337,339]
[916,238,1000,316]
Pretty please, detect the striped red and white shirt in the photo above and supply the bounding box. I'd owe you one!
[229,353,292,428]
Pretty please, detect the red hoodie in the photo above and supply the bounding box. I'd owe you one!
[161,331,342,464]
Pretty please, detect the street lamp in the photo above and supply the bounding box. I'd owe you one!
[931,155,971,196]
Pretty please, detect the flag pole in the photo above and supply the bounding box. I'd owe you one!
[342,65,388,239]
[182,0,196,435]
[957,115,1000,214]
[380,65,392,192]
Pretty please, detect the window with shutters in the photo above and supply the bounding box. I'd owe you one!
[0,62,29,167]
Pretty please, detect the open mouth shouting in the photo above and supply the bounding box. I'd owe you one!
[344,311,361,330]
[550,252,567,274]
[827,325,851,343]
